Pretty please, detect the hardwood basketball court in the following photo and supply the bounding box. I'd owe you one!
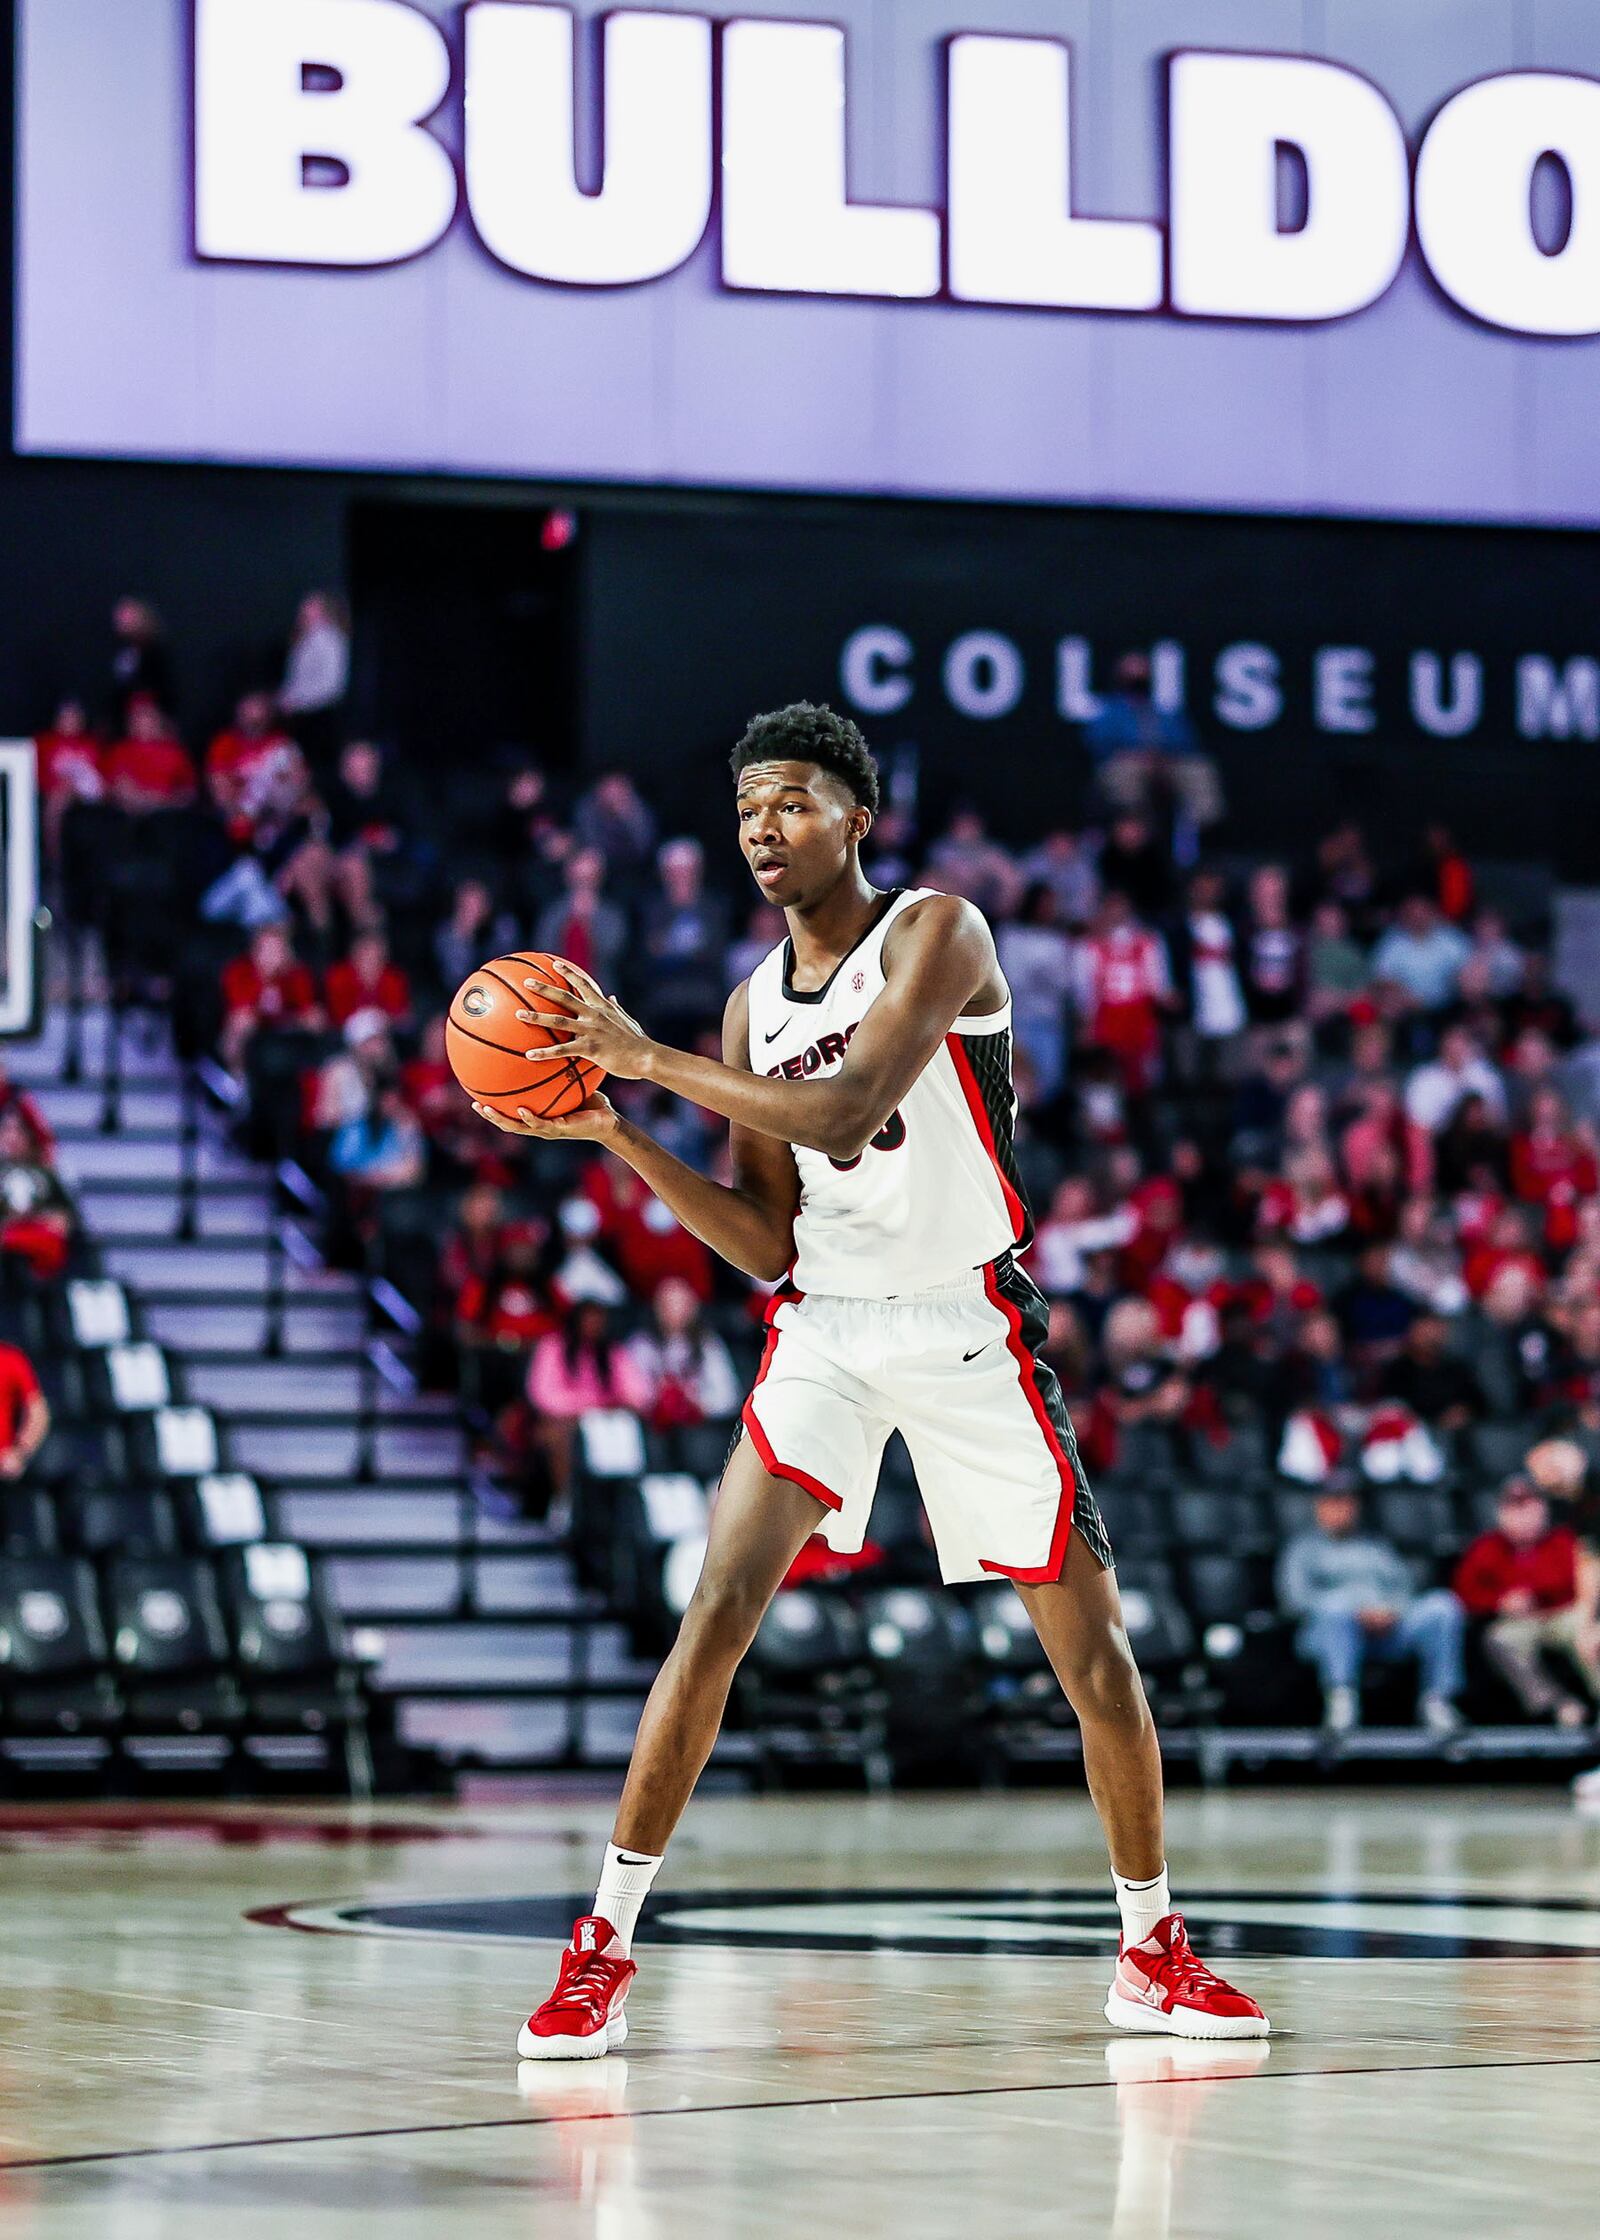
[1,1788,1597,2236]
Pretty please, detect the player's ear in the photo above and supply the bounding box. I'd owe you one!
[848,804,874,847]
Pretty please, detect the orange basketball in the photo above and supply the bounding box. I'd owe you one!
[446,952,604,1123]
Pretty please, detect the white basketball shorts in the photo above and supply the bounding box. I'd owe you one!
[738,1252,1112,1585]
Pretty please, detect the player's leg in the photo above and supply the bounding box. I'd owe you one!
[893,1264,1267,2038]
[1014,1532,1163,1882]
[611,1438,827,1856]
[517,1438,835,2061]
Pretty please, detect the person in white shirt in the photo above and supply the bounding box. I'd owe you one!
[1404,1023,1508,1135]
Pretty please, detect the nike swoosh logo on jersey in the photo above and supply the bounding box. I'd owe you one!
[962,1342,997,1362]
[763,1025,787,1043]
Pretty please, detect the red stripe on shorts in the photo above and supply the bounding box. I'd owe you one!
[740,1279,843,1513]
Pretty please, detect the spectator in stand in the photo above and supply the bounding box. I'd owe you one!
[0,1340,51,1480]
[1370,894,1472,1020]
[1312,821,1382,936]
[435,877,517,997]
[1337,1242,1416,1362]
[1504,950,1579,1052]
[1434,1091,1509,1196]
[925,808,1019,918]
[641,839,731,1042]
[107,597,173,728]
[536,846,626,989]
[1510,1087,1599,1238]
[862,804,918,892]
[1461,908,1524,1002]
[1276,1482,1465,1733]
[573,770,657,880]
[1454,1479,1600,1725]
[318,739,409,931]
[1405,1022,1507,1135]
[0,1060,55,1166]
[1082,651,1223,839]
[725,904,786,989]
[1304,901,1369,1029]
[1097,814,1172,921]
[1240,864,1304,1025]
[328,1082,425,1202]
[440,1180,508,1322]
[1387,1196,1469,1317]
[1257,1145,1351,1246]
[1230,1032,1310,1170]
[1018,829,1100,928]
[456,1217,566,1411]
[105,696,196,812]
[1095,1298,1192,1453]
[277,591,350,765]
[0,1107,73,1283]
[997,883,1074,1101]
[205,692,297,822]
[1168,867,1247,1080]
[403,1015,491,1172]
[34,698,104,862]
[219,923,323,1072]
[325,927,412,1032]
[1031,1176,1136,1298]
[310,1009,397,1132]
[626,1276,741,1432]
[599,1167,714,1301]
[1382,1312,1485,1431]
[1072,889,1174,1095]
[527,1301,649,1500]
[1419,823,1475,924]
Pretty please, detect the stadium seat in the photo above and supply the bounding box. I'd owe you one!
[1091,1482,1164,1558]
[737,1589,889,1789]
[103,1556,245,1734]
[1113,1559,1198,1673]
[0,1555,121,1738]
[858,1586,983,1776]
[1373,1488,1460,1560]
[0,1490,59,1556]
[1182,1553,1275,1629]
[218,1544,373,1795]
[65,1487,180,1558]
[1170,1487,1268,1553]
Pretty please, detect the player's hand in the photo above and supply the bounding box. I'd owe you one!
[469,1092,619,1144]
[519,965,657,1082]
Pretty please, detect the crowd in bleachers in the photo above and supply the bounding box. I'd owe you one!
[27,590,1600,1739]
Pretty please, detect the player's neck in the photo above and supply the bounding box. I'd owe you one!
[784,864,886,981]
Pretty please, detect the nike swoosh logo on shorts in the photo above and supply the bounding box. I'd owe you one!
[962,1342,996,1362]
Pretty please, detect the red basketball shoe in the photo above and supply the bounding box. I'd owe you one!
[1103,1914,1269,2040]
[517,1916,636,2059]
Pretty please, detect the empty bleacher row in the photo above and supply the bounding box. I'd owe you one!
[0,1271,377,1792]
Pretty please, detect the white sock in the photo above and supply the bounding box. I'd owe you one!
[1112,1863,1171,1948]
[592,1842,663,1957]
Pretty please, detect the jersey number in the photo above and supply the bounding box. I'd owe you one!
[827,1108,907,1173]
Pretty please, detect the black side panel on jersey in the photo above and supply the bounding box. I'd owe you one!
[955,1027,1035,1252]
[995,1256,1114,1572]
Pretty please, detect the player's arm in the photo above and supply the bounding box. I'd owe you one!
[473,983,800,1283]
[536,895,996,1162]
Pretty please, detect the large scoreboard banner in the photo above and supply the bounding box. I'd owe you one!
[15,0,1600,520]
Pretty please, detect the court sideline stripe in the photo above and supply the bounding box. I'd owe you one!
[6,2053,1600,2174]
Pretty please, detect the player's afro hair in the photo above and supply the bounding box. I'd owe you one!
[729,702,881,813]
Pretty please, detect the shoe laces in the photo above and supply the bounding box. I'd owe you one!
[1144,1925,1220,1999]
[558,1947,622,2014]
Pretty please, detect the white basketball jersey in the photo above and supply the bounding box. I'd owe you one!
[744,889,1030,1299]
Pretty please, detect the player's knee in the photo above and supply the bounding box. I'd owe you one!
[680,1566,771,1661]
[1057,1620,1145,1719]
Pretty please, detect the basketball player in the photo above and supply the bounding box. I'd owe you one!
[474,704,1267,2048]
